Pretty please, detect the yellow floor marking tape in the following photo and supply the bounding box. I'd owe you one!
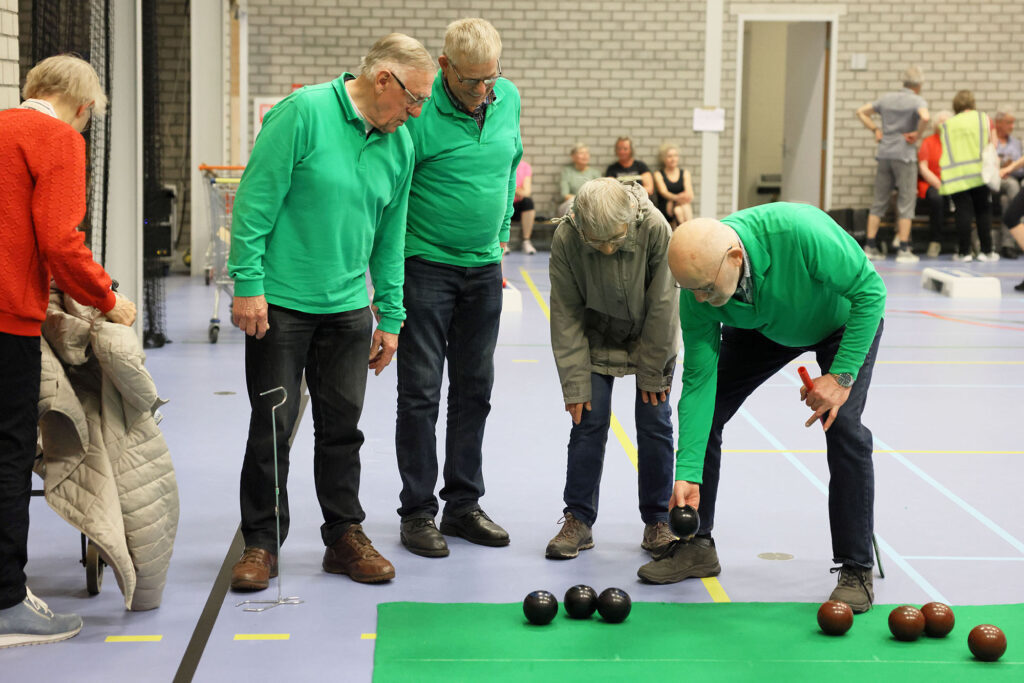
[105,635,162,642]
[361,633,377,640]
[521,268,727,603]
[233,633,290,641]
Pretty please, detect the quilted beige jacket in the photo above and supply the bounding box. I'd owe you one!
[36,289,179,611]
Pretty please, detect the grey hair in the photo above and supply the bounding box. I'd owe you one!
[902,65,923,88]
[995,106,1015,122]
[359,33,436,80]
[574,178,637,240]
[570,142,589,155]
[443,18,502,65]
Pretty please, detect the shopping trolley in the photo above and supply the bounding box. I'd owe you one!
[198,164,244,343]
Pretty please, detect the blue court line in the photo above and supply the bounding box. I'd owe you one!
[737,405,949,604]
[873,435,1024,555]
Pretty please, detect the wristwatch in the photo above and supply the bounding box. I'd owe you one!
[831,372,854,388]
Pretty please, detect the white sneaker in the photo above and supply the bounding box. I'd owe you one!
[522,239,537,255]
[0,588,82,649]
[976,251,1000,262]
[953,253,974,263]
[895,249,919,263]
[864,245,883,261]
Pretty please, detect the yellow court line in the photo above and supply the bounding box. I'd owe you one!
[361,633,377,640]
[233,633,290,641]
[702,578,731,602]
[521,267,727,603]
[726,449,1024,455]
[105,635,162,643]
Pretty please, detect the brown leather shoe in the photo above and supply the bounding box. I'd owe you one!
[230,547,278,592]
[323,524,395,583]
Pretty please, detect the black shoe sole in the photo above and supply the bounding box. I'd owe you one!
[439,520,510,547]
[400,536,450,558]
[637,562,722,585]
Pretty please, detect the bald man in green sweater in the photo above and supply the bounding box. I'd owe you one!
[639,202,886,614]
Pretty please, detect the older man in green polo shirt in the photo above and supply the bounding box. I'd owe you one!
[395,18,522,558]
[227,33,434,591]
[639,203,886,614]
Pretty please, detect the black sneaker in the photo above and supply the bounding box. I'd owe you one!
[637,536,721,584]
[1015,279,1024,292]
[828,565,874,613]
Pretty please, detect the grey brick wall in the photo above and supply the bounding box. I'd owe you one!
[245,0,708,219]
[0,0,18,110]
[243,0,1024,218]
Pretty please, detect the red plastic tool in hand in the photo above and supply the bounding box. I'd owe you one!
[798,366,826,427]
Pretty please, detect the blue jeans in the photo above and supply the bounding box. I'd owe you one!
[698,321,884,568]
[395,257,502,519]
[563,373,675,527]
[240,304,372,549]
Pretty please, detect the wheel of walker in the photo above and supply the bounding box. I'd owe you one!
[209,323,220,344]
[86,541,104,596]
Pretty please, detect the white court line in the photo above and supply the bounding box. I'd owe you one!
[737,398,949,604]
[872,435,1024,555]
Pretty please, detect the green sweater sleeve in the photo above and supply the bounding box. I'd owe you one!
[501,125,524,243]
[675,312,721,483]
[796,221,886,379]
[368,146,412,335]
[228,98,307,297]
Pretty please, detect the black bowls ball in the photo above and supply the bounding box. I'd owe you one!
[596,587,632,623]
[523,590,558,625]
[563,585,598,619]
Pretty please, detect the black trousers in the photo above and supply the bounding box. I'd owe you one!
[0,333,41,609]
[240,305,373,550]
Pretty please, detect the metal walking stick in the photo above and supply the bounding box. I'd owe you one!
[236,386,303,612]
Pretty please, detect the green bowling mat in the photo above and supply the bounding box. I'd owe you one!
[373,601,1023,682]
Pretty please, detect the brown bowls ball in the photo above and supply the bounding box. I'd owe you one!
[888,605,926,641]
[968,624,1007,662]
[817,600,854,636]
[920,602,955,638]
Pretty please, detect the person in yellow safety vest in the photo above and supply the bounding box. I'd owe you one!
[939,90,999,262]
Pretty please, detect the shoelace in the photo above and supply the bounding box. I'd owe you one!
[830,565,870,596]
[24,588,55,619]
[349,528,381,559]
[555,514,584,538]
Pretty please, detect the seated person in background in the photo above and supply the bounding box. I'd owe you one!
[546,178,679,561]
[558,142,602,216]
[917,111,952,257]
[605,136,654,199]
[653,142,694,229]
[514,156,537,254]
[997,156,1024,290]
[994,107,1022,258]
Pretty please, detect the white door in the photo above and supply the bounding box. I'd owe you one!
[780,22,826,206]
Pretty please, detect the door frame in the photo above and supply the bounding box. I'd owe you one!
[729,5,846,212]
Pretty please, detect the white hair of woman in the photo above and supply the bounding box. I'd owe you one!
[554,177,648,242]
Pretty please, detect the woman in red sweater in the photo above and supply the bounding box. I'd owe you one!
[0,54,135,649]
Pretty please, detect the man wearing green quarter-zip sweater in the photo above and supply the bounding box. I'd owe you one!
[394,18,523,558]
[638,202,886,615]
[227,34,435,590]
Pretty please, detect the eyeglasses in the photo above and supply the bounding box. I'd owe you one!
[448,59,502,89]
[578,225,629,250]
[389,71,430,106]
[676,245,734,294]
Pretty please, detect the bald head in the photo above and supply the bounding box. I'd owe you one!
[668,218,743,306]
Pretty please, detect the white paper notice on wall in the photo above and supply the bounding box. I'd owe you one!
[693,107,725,132]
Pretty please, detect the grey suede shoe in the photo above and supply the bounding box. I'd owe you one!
[545,512,594,559]
[828,565,874,614]
[637,535,721,584]
[0,589,83,649]
[641,521,678,554]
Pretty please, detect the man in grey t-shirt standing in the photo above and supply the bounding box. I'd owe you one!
[856,66,930,262]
